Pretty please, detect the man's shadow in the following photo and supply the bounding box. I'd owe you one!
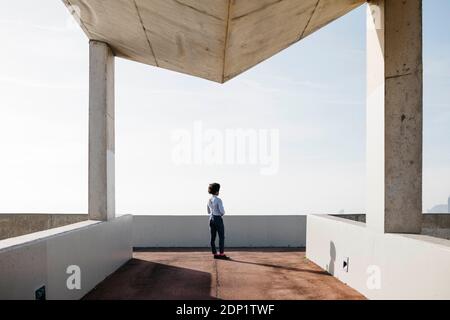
[226,258,329,275]
[326,241,336,275]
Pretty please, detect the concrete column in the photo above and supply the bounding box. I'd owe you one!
[366,0,423,233]
[89,41,115,221]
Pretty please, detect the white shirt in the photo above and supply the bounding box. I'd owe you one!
[207,195,225,218]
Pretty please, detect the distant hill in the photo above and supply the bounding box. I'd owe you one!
[428,204,449,214]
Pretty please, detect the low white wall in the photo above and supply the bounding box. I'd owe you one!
[306,214,450,299]
[133,215,306,248]
[0,215,132,300]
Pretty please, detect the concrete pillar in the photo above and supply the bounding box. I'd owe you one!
[366,0,423,233]
[89,41,115,221]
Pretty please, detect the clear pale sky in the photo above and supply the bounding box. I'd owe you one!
[0,1,449,215]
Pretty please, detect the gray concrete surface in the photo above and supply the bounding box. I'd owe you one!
[421,214,450,240]
[335,213,450,240]
[366,0,423,233]
[89,40,115,221]
[0,214,88,240]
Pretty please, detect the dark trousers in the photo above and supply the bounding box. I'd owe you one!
[209,216,225,254]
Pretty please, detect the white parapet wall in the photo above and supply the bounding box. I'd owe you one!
[0,215,132,300]
[306,214,450,299]
[133,215,306,248]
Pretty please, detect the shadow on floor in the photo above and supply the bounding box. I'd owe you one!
[83,258,218,300]
[227,258,330,275]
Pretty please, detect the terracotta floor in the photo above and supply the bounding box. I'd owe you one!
[84,249,365,300]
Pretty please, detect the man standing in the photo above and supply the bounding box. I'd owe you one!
[207,183,228,259]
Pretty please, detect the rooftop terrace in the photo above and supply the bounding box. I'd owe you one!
[84,249,364,300]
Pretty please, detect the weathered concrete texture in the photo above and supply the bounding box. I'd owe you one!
[333,214,450,240]
[83,249,365,300]
[89,41,115,221]
[332,214,366,223]
[422,214,450,240]
[366,0,423,233]
[0,214,88,240]
[62,0,364,83]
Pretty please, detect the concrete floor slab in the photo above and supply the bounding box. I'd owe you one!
[84,249,364,300]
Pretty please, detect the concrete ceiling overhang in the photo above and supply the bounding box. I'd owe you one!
[63,0,365,83]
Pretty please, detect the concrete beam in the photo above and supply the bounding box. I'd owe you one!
[89,41,115,221]
[366,0,423,233]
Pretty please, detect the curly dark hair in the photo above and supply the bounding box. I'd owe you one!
[208,183,221,195]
